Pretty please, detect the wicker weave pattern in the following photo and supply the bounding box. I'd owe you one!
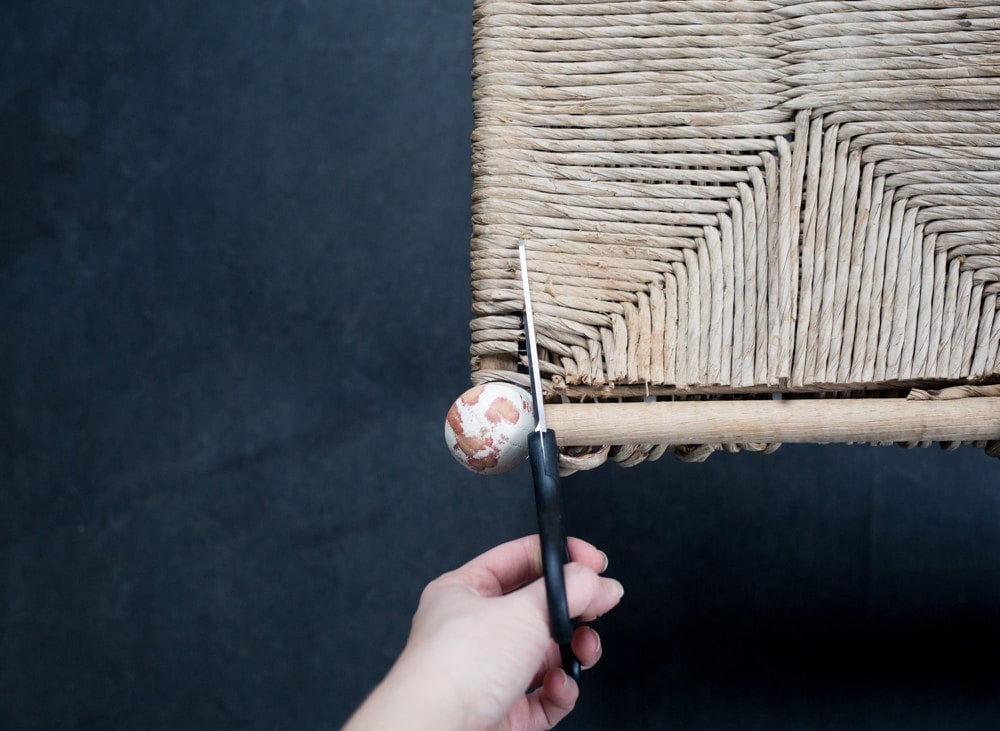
[469,1,1000,464]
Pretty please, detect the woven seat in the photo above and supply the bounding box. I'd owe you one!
[468,0,1000,469]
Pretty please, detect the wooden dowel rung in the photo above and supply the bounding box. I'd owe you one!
[547,397,1000,446]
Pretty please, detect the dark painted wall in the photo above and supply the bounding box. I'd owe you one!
[3,2,999,729]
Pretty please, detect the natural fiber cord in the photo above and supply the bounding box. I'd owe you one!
[468,0,1000,469]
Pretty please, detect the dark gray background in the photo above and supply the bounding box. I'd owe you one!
[3,2,1000,729]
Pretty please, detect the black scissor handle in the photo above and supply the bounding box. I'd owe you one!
[528,428,581,683]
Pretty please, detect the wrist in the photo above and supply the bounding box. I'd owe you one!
[343,648,468,731]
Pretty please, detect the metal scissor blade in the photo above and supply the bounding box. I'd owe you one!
[517,240,547,433]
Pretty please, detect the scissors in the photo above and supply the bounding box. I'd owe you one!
[518,240,582,684]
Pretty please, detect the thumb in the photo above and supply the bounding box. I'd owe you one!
[514,562,624,626]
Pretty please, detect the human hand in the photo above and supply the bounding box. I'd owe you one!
[343,535,623,731]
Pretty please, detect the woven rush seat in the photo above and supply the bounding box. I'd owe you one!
[468,0,1000,470]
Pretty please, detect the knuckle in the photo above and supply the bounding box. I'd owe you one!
[418,574,450,604]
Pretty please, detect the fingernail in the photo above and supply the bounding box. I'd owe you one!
[614,579,625,599]
[599,550,609,573]
[590,627,602,656]
[561,669,570,688]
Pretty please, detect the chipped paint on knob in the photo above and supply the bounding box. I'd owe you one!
[445,383,534,475]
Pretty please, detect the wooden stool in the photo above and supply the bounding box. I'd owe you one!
[467,0,1000,472]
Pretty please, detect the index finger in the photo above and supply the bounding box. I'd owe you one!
[450,535,607,597]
